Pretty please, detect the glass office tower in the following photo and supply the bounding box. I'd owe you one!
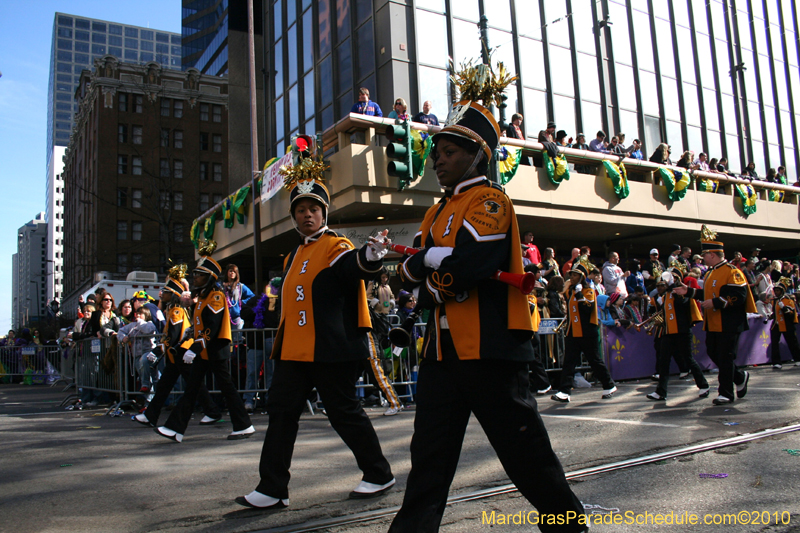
[266,0,800,181]
[182,0,230,76]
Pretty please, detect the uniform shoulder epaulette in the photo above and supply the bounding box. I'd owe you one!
[206,291,227,313]
[488,181,505,193]
[325,229,344,238]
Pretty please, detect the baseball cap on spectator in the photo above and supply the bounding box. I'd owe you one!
[649,248,659,255]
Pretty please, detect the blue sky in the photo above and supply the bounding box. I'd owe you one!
[0,1,181,333]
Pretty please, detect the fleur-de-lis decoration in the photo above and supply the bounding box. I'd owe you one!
[612,339,625,361]
[760,329,770,348]
[691,334,700,356]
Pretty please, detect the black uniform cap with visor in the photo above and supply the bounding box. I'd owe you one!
[432,100,501,183]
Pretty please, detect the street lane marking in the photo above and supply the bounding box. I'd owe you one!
[541,413,703,429]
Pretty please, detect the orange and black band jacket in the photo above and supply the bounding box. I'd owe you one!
[774,295,798,333]
[190,287,232,360]
[662,290,703,335]
[527,294,541,332]
[398,177,533,362]
[687,261,757,333]
[271,229,380,362]
[152,305,194,364]
[567,285,598,338]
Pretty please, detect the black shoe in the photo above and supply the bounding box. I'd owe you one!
[736,371,750,399]
[646,392,666,401]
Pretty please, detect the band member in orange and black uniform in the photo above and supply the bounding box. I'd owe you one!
[769,278,800,369]
[155,243,254,442]
[134,268,221,427]
[646,267,710,401]
[526,273,552,394]
[236,151,395,510]
[390,101,584,533]
[674,225,757,405]
[551,261,617,402]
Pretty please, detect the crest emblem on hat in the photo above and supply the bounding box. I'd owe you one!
[297,180,315,194]
[484,200,501,214]
[445,102,470,126]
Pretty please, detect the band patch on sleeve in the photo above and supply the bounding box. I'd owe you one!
[329,237,355,264]
[466,190,511,237]
[206,294,226,313]
[729,268,746,286]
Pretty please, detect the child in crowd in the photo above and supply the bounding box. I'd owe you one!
[117,307,160,404]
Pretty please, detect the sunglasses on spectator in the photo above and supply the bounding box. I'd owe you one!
[103,298,113,302]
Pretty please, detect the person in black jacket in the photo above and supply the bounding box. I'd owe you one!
[504,113,530,165]
[240,277,282,413]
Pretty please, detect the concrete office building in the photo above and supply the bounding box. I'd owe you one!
[12,214,48,330]
[46,13,181,305]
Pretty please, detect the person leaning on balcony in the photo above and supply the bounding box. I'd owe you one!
[504,113,531,165]
[350,87,383,117]
[716,157,731,174]
[627,139,644,160]
[388,97,409,120]
[693,152,710,171]
[589,130,609,153]
[676,151,698,170]
[569,133,593,173]
[537,121,556,143]
[765,167,778,183]
[556,129,569,147]
[743,161,759,180]
[649,143,672,165]
[412,100,439,126]
[610,136,626,155]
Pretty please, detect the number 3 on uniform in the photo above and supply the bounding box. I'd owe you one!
[298,310,307,326]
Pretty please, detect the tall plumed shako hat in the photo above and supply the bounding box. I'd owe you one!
[433,100,501,161]
[279,137,331,231]
[699,224,724,253]
[164,263,188,296]
[194,239,222,279]
[569,255,594,280]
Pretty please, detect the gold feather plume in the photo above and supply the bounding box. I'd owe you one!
[449,55,518,108]
[197,239,217,257]
[700,224,718,242]
[167,262,188,281]
[280,158,330,191]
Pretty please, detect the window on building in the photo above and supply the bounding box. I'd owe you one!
[174,100,183,118]
[160,128,169,148]
[200,103,209,121]
[174,223,184,242]
[212,194,223,205]
[119,93,128,112]
[161,98,170,117]
[213,163,223,182]
[132,156,142,175]
[117,221,128,240]
[200,193,209,211]
[212,134,222,153]
[118,124,127,143]
[160,159,170,177]
[132,189,142,208]
[174,192,183,210]
[174,160,183,178]
[200,132,209,151]
[160,191,170,209]
[174,130,183,149]
[117,155,128,174]
[133,125,142,144]
[132,254,143,268]
[199,162,209,180]
[117,253,127,274]
[212,105,222,123]
[132,221,142,240]
[134,95,143,113]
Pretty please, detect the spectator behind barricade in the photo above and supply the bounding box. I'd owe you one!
[628,139,644,160]
[116,306,159,404]
[649,143,672,165]
[504,113,531,166]
[118,299,134,324]
[625,259,645,295]
[88,291,122,337]
[240,277,282,413]
[555,130,568,147]
[596,294,618,328]
[367,268,395,315]
[676,151,698,170]
[684,268,702,290]
[680,246,693,270]
[756,292,773,322]
[0,330,17,346]
[222,264,255,330]
[693,152,710,171]
[627,289,648,327]
[412,100,439,126]
[743,162,758,179]
[521,231,542,266]
[387,97,409,120]
[602,252,629,297]
[525,263,546,289]
[538,121,556,143]
[589,268,606,296]
[729,251,744,269]
[589,130,609,153]
[616,133,628,151]
[70,303,95,341]
[540,247,559,281]
[350,87,382,117]
[561,248,580,278]
[691,254,706,274]
[755,259,775,298]
[608,292,632,328]
[131,291,165,332]
[743,258,758,293]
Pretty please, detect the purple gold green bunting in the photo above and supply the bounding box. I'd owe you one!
[658,167,692,201]
[410,129,432,179]
[497,145,522,184]
[190,220,201,248]
[734,183,757,215]
[602,160,629,199]
[543,151,570,186]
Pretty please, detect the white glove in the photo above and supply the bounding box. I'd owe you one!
[423,247,454,270]
[183,350,196,364]
[146,352,157,363]
[370,298,379,307]
[573,284,582,293]
[365,230,389,262]
[657,296,663,306]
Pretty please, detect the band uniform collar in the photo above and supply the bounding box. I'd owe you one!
[711,259,729,271]
[451,175,488,196]
[303,225,329,244]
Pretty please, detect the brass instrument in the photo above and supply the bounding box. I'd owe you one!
[552,316,570,335]
[635,309,664,334]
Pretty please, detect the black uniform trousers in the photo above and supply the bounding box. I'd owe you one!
[389,356,585,533]
[705,332,746,401]
[163,357,251,434]
[769,325,800,364]
[558,334,614,394]
[529,332,552,391]
[256,359,393,500]
[655,332,708,397]
[144,357,221,426]
[652,331,689,375]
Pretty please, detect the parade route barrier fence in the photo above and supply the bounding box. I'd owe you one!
[0,344,64,385]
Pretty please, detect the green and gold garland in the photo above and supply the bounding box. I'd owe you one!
[734,183,758,215]
[658,167,692,201]
[602,160,629,199]
[543,151,570,186]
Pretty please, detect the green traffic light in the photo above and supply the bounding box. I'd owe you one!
[387,143,408,158]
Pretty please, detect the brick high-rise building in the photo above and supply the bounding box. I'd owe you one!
[61,56,229,310]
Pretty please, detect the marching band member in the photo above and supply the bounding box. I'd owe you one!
[389,100,585,533]
[769,278,800,369]
[551,259,617,403]
[155,242,254,442]
[133,266,221,427]
[236,149,395,509]
[673,226,757,405]
[645,266,710,401]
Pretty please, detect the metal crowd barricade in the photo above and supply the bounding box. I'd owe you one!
[0,343,63,384]
[71,336,125,406]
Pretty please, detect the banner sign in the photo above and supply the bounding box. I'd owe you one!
[260,152,293,204]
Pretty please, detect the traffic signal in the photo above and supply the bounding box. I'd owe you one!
[291,134,314,165]
[385,120,414,190]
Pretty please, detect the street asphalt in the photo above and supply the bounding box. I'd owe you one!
[1,363,799,533]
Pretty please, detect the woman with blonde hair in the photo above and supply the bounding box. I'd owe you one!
[388,97,409,120]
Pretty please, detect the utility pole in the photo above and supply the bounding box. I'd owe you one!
[248,0,263,293]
